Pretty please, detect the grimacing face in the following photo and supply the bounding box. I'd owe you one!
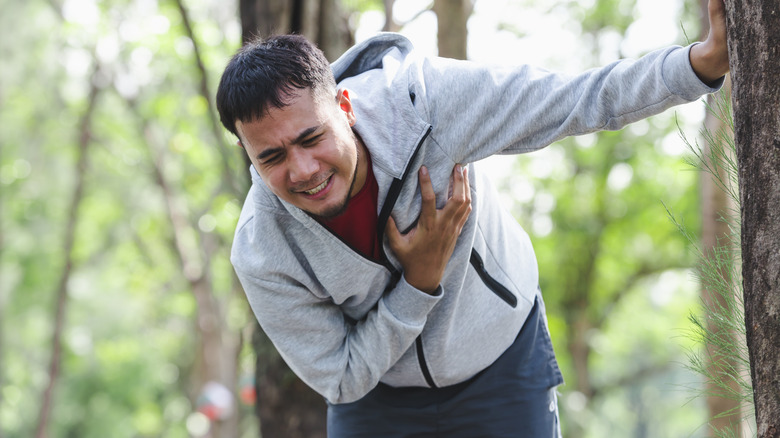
[236,88,368,219]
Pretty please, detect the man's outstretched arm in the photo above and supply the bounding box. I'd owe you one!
[690,0,730,85]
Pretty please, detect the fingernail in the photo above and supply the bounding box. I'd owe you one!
[420,166,428,176]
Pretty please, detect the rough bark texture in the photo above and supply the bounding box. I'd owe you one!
[252,328,328,438]
[239,0,351,60]
[433,0,471,60]
[723,1,780,436]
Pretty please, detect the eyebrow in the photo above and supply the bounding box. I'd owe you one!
[255,125,322,162]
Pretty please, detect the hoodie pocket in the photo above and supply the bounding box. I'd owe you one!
[469,249,518,308]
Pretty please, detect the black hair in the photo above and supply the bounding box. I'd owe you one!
[216,34,336,137]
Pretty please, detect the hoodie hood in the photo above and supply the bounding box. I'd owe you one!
[331,34,431,181]
[332,33,415,83]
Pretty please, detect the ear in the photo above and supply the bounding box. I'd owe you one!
[337,88,357,127]
[236,139,245,149]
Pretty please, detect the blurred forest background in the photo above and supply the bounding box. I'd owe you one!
[0,0,749,437]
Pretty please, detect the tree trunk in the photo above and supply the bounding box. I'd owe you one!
[382,0,399,32]
[253,328,327,438]
[237,1,353,436]
[432,0,471,60]
[723,1,780,436]
[35,64,101,438]
[0,91,4,438]
[240,0,351,60]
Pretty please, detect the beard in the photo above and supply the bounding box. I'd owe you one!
[308,132,362,221]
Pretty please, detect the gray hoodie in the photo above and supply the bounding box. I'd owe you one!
[231,33,721,404]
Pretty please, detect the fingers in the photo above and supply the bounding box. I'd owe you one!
[418,166,436,221]
[455,165,472,230]
[385,215,403,252]
[708,0,726,33]
[454,164,470,203]
[462,166,471,208]
[386,164,472,293]
[416,163,472,230]
[709,0,726,16]
[446,164,472,216]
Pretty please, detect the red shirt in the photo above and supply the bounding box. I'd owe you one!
[319,154,381,261]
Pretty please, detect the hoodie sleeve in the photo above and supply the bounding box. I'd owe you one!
[414,44,722,163]
[231,228,442,405]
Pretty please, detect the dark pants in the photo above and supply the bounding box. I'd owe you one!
[327,295,564,437]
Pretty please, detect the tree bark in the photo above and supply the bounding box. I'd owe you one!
[723,1,780,436]
[253,329,327,438]
[433,0,471,60]
[239,0,351,60]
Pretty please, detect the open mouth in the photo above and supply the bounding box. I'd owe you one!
[300,175,333,197]
[304,178,329,195]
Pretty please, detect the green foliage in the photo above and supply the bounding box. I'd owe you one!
[341,0,385,13]
[0,0,252,436]
[485,1,715,435]
[671,91,756,437]
[498,108,708,436]
[0,0,737,437]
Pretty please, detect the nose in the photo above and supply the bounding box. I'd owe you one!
[287,147,319,184]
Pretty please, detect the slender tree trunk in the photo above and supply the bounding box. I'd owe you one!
[432,0,471,60]
[174,0,242,197]
[382,0,399,31]
[723,1,780,436]
[160,3,252,436]
[316,0,352,59]
[137,111,241,438]
[0,91,5,438]
[35,65,101,438]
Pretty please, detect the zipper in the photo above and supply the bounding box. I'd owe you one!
[469,249,518,308]
[375,125,435,386]
[376,126,432,275]
[313,126,433,272]
[416,337,437,388]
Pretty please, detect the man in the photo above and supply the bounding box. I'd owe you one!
[215,1,729,435]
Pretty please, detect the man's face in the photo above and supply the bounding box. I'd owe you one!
[236,88,366,219]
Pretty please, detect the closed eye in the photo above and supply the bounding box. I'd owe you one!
[259,150,284,165]
[301,133,323,147]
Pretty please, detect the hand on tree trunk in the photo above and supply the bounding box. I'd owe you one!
[690,0,730,85]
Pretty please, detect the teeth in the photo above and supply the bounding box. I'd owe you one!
[304,178,329,195]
